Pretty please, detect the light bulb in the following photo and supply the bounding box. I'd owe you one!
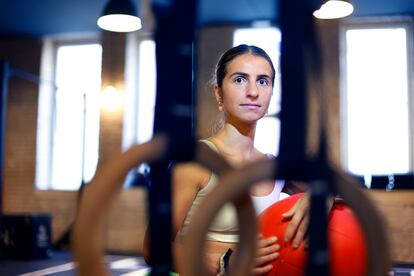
[97,14,142,32]
[313,0,354,19]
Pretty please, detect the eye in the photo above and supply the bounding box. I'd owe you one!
[233,76,247,84]
[257,78,270,86]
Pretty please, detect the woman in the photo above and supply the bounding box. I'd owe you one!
[144,44,310,275]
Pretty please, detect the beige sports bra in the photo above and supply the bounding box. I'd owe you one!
[178,139,285,243]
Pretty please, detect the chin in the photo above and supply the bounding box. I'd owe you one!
[249,113,266,121]
[241,116,263,124]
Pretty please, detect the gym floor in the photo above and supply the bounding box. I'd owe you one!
[0,250,413,276]
[0,250,150,276]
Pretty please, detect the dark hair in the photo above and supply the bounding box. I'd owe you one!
[215,44,276,88]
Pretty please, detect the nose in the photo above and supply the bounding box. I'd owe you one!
[246,82,259,98]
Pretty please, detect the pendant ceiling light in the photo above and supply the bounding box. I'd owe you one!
[313,0,354,19]
[97,0,142,32]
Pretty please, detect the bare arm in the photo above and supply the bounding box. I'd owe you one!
[143,162,210,272]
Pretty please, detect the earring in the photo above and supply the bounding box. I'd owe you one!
[218,101,223,112]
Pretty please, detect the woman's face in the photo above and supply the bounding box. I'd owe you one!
[216,53,273,125]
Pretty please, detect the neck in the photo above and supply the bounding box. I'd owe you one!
[212,122,257,160]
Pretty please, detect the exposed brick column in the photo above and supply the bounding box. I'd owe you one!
[98,31,127,163]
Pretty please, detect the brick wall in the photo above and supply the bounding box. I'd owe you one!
[367,190,414,263]
[0,37,81,243]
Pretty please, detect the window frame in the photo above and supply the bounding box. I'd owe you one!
[123,31,156,151]
[122,31,156,187]
[339,16,414,175]
[36,34,102,190]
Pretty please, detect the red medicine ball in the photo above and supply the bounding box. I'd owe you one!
[259,193,367,276]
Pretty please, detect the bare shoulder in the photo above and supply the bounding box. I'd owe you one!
[172,161,211,189]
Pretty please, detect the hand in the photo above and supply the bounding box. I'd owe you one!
[281,192,310,248]
[252,235,280,275]
[282,192,335,248]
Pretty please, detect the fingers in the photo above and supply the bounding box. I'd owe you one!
[282,193,336,249]
[282,193,309,219]
[253,263,274,275]
[256,242,280,263]
[283,194,310,245]
[281,206,296,219]
[255,236,280,268]
[257,235,277,249]
[290,213,309,248]
[255,250,279,267]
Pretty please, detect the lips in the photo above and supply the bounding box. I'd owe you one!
[240,103,261,110]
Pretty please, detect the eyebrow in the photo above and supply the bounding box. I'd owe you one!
[229,72,248,78]
[229,72,272,79]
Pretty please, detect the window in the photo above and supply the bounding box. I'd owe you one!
[36,37,102,190]
[122,33,156,185]
[123,33,156,150]
[341,18,413,178]
[233,25,282,155]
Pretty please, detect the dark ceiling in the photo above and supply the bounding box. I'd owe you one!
[0,0,413,37]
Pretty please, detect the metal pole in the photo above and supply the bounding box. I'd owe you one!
[0,61,10,215]
[149,0,197,275]
[279,0,330,275]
